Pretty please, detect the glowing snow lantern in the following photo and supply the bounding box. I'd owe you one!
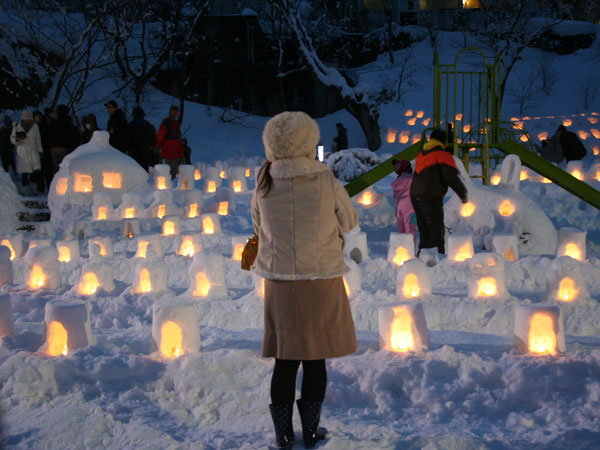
[231,236,247,261]
[206,180,217,193]
[28,265,45,289]
[1,235,22,261]
[203,167,222,194]
[460,201,476,217]
[514,305,565,355]
[161,216,181,236]
[157,204,166,219]
[416,111,424,118]
[154,164,172,190]
[188,203,199,218]
[422,118,431,126]
[557,277,578,302]
[556,227,586,262]
[201,214,220,234]
[593,146,600,156]
[387,233,415,267]
[56,240,79,263]
[183,190,202,219]
[26,247,60,290]
[120,193,142,219]
[73,173,93,193]
[178,165,195,191]
[232,180,242,192]
[0,295,14,338]
[194,168,202,180]
[228,167,248,193]
[577,130,589,140]
[41,300,94,356]
[519,169,528,180]
[358,191,373,206]
[187,253,227,299]
[102,172,122,189]
[407,117,417,126]
[78,271,99,296]
[588,117,599,124]
[590,128,600,139]
[490,173,501,186]
[151,302,200,359]
[245,167,251,177]
[566,161,585,181]
[345,228,369,262]
[121,219,140,239]
[378,303,429,352]
[91,193,111,221]
[447,233,474,262]
[396,259,431,300]
[537,132,548,141]
[405,110,413,116]
[217,201,229,216]
[498,199,516,217]
[56,177,68,195]
[468,253,507,299]
[492,234,519,262]
[386,129,397,143]
[544,256,588,303]
[219,169,227,179]
[177,234,203,257]
[563,118,572,127]
[399,130,410,144]
[192,272,212,297]
[137,268,152,293]
[88,237,113,259]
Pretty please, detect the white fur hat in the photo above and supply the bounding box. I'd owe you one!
[262,111,320,162]
[20,110,33,121]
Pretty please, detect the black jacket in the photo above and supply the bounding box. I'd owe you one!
[559,130,587,162]
[334,127,348,151]
[46,116,80,152]
[107,108,129,152]
[410,139,467,201]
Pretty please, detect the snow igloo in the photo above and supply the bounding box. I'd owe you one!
[48,131,149,230]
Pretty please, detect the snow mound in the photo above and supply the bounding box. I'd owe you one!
[325,148,381,181]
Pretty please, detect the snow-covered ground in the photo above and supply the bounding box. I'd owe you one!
[2,24,600,450]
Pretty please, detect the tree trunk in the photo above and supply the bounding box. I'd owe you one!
[344,98,381,150]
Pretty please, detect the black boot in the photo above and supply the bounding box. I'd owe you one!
[269,403,295,449]
[296,399,328,449]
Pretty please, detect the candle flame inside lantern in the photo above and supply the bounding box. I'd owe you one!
[203,217,214,234]
[589,117,599,124]
[78,272,99,295]
[407,117,417,126]
[498,199,516,217]
[358,191,373,206]
[563,243,582,261]
[520,135,528,143]
[97,206,107,220]
[386,129,397,143]
[74,174,93,193]
[563,118,572,127]
[460,202,476,217]
[136,241,149,258]
[503,248,517,262]
[405,110,413,117]
[94,241,106,256]
[160,321,183,359]
[56,178,68,195]
[124,207,135,219]
[217,202,228,216]
[392,246,411,266]
[541,177,552,184]
[591,129,600,139]
[343,277,350,296]
[402,273,420,298]
[194,169,202,180]
[219,170,226,179]
[233,243,244,261]
[28,264,45,289]
[245,168,251,177]
[570,169,583,181]
[528,313,557,355]
[232,180,242,192]
[416,111,424,118]
[102,172,122,189]
[157,176,167,190]
[422,118,431,126]
[453,243,473,262]
[593,146,600,156]
[46,321,68,356]
[188,203,199,218]
[578,130,589,140]
[399,130,410,144]
[520,170,528,180]
[178,237,195,257]
[1,239,16,260]
[491,174,501,186]
[162,221,175,236]
[537,132,548,141]
[138,268,152,293]
[193,272,211,297]
[389,306,414,352]
[181,178,189,191]
[157,204,166,219]
[207,180,217,193]
[557,277,578,302]
[476,277,497,297]
[58,246,71,262]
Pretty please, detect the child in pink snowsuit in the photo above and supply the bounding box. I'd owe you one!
[391,159,417,243]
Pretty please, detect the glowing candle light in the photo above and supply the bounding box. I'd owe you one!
[491,174,501,186]
[232,180,242,192]
[194,169,202,180]
[463,124,471,133]
[219,170,226,179]
[138,268,152,293]
[557,277,578,302]
[202,216,214,234]
[563,243,582,261]
[520,170,528,180]
[57,246,71,263]
[570,169,584,181]
[590,129,600,139]
[593,146,599,156]
[578,130,589,140]
[207,180,216,193]
[460,202,476,217]
[402,273,420,298]
[74,174,93,193]
[453,243,473,262]
[563,118,572,127]
[187,203,198,218]
[160,321,183,358]
[537,132,548,141]
[97,206,107,220]
[421,118,431,126]
[399,131,410,144]
[389,306,414,352]
[56,178,68,195]
[157,204,166,219]
[358,191,373,206]
[157,176,167,190]
[29,265,45,289]
[102,172,122,189]
[455,113,463,121]
[232,243,244,261]
[162,221,175,236]
[407,117,417,126]
[386,129,397,143]
[46,321,68,356]
[392,246,411,266]
[405,110,413,117]
[245,168,251,177]
[416,111,424,118]
[78,272,99,296]
[588,117,598,124]
[217,202,228,216]
[528,313,557,355]
[137,241,149,258]
[476,277,497,297]
[193,272,211,297]
[498,199,515,217]
[1,239,16,260]
[124,207,135,219]
[178,237,195,257]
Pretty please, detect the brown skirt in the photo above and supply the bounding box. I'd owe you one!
[263,276,357,360]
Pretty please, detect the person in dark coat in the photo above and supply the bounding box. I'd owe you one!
[410,129,468,256]
[127,106,156,171]
[156,105,185,179]
[182,137,191,165]
[538,135,563,164]
[33,110,51,192]
[556,125,587,162]
[46,104,81,174]
[81,114,99,144]
[105,100,129,153]
[0,115,16,174]
[332,122,348,152]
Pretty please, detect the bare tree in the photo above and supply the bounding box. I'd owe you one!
[507,67,540,115]
[536,52,559,96]
[574,74,600,110]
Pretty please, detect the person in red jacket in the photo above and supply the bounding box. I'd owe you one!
[156,105,185,179]
[410,129,468,256]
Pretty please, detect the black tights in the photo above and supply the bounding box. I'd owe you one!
[271,358,327,405]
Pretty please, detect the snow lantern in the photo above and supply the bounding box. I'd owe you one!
[231,236,247,261]
[177,233,203,257]
[201,213,220,235]
[92,193,113,221]
[343,257,362,298]
[121,219,140,239]
[134,259,168,294]
[514,305,565,355]
[149,190,178,219]
[492,234,519,262]
[203,167,222,193]
[71,220,93,241]
[344,228,368,263]
[135,234,164,258]
[0,247,13,287]
[497,198,516,217]
[544,256,588,303]
[176,165,195,191]
[354,188,381,208]
[87,237,114,259]
[460,201,476,218]
[1,233,23,261]
[556,227,586,261]
[387,233,415,266]
[186,252,227,299]
[0,294,14,338]
[228,167,248,193]
[184,190,203,219]
[566,160,585,181]
[378,302,429,353]
[396,259,431,300]
[152,302,200,359]
[447,233,474,262]
[76,262,115,296]
[40,300,95,356]
[56,240,80,263]
[102,171,122,189]
[27,238,52,253]
[467,253,507,299]
[193,163,203,181]
[120,193,142,219]
[26,247,60,290]
[154,164,172,190]
[587,162,600,182]
[161,216,181,237]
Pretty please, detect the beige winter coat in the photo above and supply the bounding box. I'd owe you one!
[10,121,42,173]
[251,113,358,281]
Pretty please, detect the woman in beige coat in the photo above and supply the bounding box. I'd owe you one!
[251,111,358,449]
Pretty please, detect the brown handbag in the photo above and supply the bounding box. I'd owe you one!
[241,233,259,270]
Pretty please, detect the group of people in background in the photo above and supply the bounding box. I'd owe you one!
[538,124,587,164]
[0,100,191,196]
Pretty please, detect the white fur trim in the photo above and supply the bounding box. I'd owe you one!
[270,158,330,179]
[262,111,320,162]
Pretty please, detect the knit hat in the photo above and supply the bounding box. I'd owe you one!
[262,111,320,162]
[429,129,446,143]
[20,110,33,121]
[392,159,411,175]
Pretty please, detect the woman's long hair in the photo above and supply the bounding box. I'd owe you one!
[256,160,273,196]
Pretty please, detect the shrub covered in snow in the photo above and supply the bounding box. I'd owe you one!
[325,148,381,182]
